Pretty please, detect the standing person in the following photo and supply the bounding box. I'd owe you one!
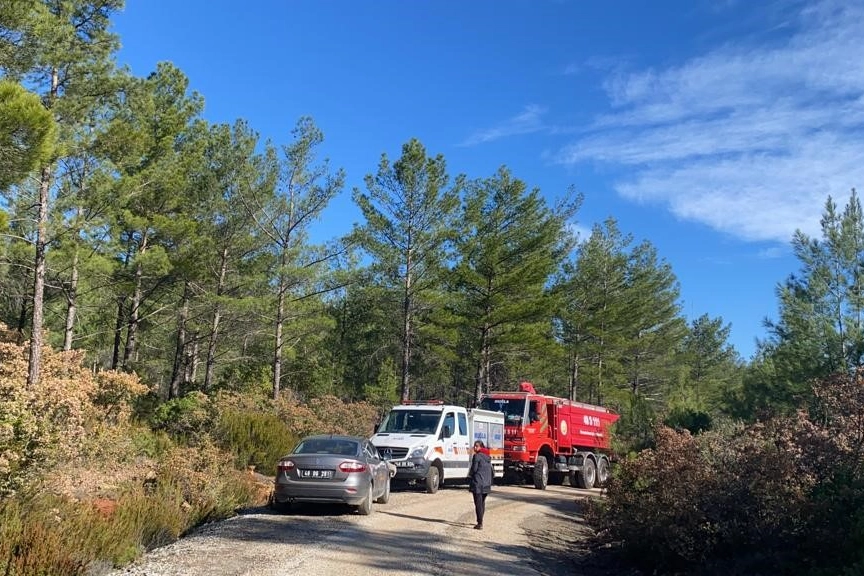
[468,440,493,530]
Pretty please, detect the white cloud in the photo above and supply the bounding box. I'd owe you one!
[555,0,864,243]
[461,105,547,146]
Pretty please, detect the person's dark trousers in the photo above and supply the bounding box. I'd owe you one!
[473,492,488,526]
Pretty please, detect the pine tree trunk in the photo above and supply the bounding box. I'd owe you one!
[111,296,125,369]
[204,248,228,392]
[273,276,286,400]
[400,263,412,403]
[27,67,59,386]
[123,259,143,369]
[63,249,79,351]
[123,232,149,370]
[474,323,490,404]
[187,332,199,386]
[27,163,52,387]
[169,282,190,399]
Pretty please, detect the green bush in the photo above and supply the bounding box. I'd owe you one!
[664,407,712,435]
[215,409,299,476]
[149,391,215,443]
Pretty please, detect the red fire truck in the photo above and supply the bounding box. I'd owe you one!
[478,382,619,489]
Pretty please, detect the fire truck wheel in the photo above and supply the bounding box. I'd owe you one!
[574,457,596,489]
[596,457,610,487]
[425,465,441,494]
[533,456,549,490]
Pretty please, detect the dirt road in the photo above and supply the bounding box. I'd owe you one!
[107,483,616,576]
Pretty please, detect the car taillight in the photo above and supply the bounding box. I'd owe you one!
[338,461,367,473]
[278,460,295,473]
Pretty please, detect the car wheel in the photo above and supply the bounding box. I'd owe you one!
[425,465,441,494]
[357,483,373,515]
[375,476,391,504]
[270,499,293,514]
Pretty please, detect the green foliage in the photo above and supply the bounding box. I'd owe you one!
[749,191,864,418]
[149,391,215,441]
[214,409,298,476]
[352,138,462,402]
[664,406,712,435]
[451,167,580,401]
[363,357,400,410]
[613,392,658,453]
[0,80,56,189]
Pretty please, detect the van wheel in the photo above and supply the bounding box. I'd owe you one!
[425,465,441,494]
[533,456,548,490]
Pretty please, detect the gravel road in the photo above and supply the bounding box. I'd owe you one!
[105,483,620,576]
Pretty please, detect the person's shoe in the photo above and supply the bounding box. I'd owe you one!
[473,523,483,530]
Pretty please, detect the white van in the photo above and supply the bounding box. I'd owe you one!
[371,402,504,493]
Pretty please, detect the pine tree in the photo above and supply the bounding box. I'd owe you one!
[0,0,123,386]
[452,166,579,402]
[352,139,461,402]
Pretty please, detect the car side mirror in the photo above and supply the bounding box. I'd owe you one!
[441,425,451,439]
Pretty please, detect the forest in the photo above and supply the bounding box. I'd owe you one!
[3,2,864,575]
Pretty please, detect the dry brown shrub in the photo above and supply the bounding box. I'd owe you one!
[593,370,864,575]
[268,393,379,438]
[0,324,149,497]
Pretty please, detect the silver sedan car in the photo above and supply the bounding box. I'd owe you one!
[271,435,392,515]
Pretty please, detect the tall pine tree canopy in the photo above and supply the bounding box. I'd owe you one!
[0,80,56,190]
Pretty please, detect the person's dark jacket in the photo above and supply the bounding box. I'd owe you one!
[468,450,493,494]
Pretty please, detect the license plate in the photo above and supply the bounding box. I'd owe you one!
[299,469,333,478]
[394,461,414,468]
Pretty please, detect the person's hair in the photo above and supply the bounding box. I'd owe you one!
[474,440,485,449]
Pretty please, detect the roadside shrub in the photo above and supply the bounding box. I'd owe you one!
[149,391,215,443]
[215,408,299,475]
[0,324,147,497]
[664,407,712,435]
[155,439,261,525]
[0,442,263,575]
[590,369,864,576]
[307,395,380,436]
[271,393,379,438]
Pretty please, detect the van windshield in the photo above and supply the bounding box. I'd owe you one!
[378,409,441,433]
[479,397,526,424]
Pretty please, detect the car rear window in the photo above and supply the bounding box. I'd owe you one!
[294,439,359,456]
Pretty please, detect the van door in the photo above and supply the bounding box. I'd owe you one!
[440,411,461,480]
[457,411,470,472]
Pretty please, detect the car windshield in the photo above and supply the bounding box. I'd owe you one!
[479,397,526,424]
[293,438,359,456]
[378,409,441,433]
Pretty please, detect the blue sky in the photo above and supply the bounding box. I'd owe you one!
[111,0,864,360]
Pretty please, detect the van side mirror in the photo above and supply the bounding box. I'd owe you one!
[441,425,451,439]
